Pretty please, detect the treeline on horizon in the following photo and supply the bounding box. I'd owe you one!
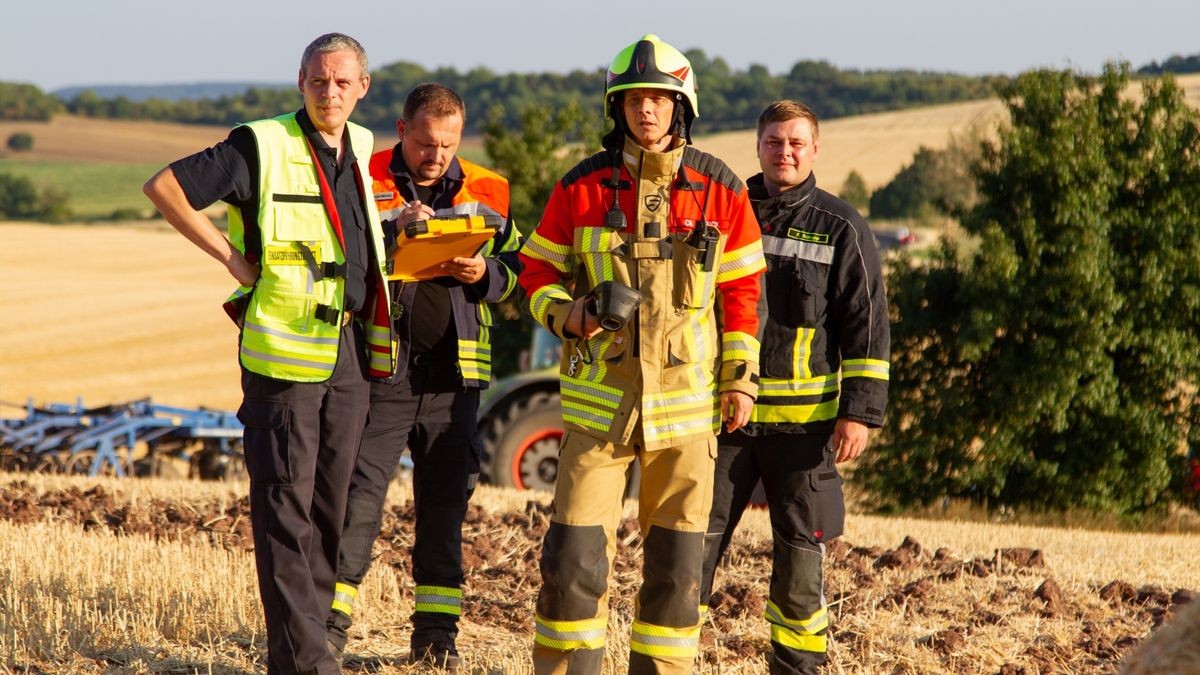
[1,51,1004,134]
[5,51,1198,134]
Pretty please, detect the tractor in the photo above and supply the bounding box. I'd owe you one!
[476,324,565,492]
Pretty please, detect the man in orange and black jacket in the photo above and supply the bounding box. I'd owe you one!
[326,83,521,671]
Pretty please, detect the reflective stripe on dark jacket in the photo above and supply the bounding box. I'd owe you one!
[746,172,889,433]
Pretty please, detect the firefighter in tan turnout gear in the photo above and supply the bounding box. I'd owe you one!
[519,34,766,674]
[700,100,890,674]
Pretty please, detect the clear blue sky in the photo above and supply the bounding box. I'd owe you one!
[4,0,1197,91]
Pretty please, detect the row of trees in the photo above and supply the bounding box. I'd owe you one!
[1138,53,1200,75]
[5,53,1000,134]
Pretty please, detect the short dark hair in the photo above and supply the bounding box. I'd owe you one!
[403,84,467,125]
[757,100,819,140]
[300,33,369,79]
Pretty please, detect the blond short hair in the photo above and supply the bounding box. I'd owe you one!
[757,100,819,140]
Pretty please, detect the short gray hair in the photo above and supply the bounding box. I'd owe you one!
[300,33,369,79]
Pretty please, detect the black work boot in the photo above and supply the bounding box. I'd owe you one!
[410,643,460,672]
[326,639,344,669]
[326,609,351,667]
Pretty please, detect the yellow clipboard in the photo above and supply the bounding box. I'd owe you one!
[386,214,498,281]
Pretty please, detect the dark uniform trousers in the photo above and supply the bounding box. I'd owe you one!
[327,353,480,653]
[700,431,845,675]
[239,320,369,675]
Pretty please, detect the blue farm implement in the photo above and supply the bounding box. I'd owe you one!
[1,398,244,480]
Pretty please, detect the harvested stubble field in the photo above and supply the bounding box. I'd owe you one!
[0,473,1197,674]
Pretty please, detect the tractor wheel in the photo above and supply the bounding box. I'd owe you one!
[62,449,132,477]
[27,451,64,474]
[482,393,562,492]
[0,446,20,472]
[192,442,248,482]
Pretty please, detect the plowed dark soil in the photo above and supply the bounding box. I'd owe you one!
[0,481,1189,673]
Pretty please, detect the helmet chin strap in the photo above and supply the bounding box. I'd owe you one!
[602,93,628,152]
[671,93,693,144]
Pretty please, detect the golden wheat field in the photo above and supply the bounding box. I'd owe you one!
[0,222,243,411]
[4,80,1200,673]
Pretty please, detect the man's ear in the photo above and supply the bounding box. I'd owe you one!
[396,119,406,138]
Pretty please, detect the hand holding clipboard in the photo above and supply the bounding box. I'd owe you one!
[385,214,499,281]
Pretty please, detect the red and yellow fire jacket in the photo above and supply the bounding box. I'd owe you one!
[520,138,765,450]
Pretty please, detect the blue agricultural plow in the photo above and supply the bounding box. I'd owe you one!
[0,397,245,480]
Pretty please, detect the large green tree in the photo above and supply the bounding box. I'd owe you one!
[480,100,601,377]
[868,143,975,220]
[865,65,1200,514]
[481,100,601,235]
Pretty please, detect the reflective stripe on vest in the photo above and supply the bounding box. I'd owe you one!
[642,311,719,444]
[751,373,840,424]
[559,332,624,434]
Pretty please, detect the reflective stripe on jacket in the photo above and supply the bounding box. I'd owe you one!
[747,172,889,432]
[520,140,765,450]
[369,150,521,388]
[225,113,395,382]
